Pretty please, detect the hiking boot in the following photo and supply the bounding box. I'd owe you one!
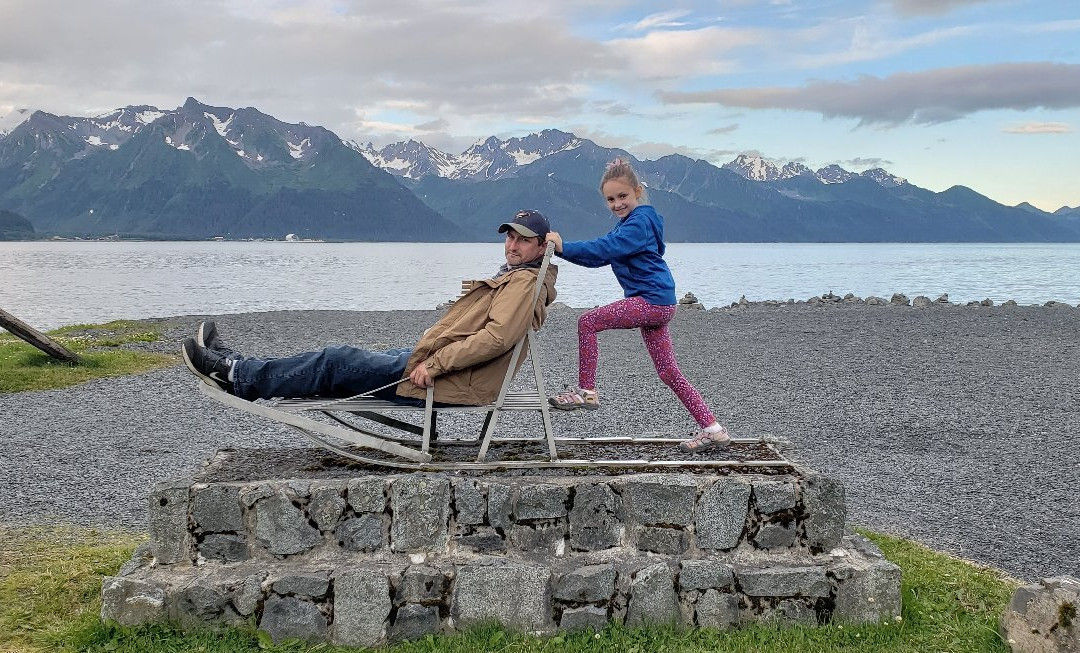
[678,426,731,453]
[197,321,239,359]
[182,337,235,392]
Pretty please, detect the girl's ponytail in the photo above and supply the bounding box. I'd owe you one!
[599,157,646,201]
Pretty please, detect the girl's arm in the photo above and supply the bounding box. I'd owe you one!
[549,231,607,267]
[561,214,651,266]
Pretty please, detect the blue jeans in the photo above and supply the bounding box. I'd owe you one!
[232,345,422,405]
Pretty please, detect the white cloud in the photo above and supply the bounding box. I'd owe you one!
[627,10,691,31]
[796,20,978,68]
[1003,122,1073,134]
[605,26,762,80]
[0,0,617,143]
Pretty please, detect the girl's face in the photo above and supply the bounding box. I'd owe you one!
[602,177,641,219]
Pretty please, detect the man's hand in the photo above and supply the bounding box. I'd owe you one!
[546,231,563,254]
[409,361,435,388]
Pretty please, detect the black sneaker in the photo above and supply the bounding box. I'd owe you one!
[181,337,234,392]
[197,320,239,359]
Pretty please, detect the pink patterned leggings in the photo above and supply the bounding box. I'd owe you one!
[577,296,716,427]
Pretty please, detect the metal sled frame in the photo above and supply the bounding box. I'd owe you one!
[194,242,790,471]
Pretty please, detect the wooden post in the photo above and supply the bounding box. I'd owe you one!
[0,308,81,364]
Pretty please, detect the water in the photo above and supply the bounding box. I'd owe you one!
[1,241,1078,330]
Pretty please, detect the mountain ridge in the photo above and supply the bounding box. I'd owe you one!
[0,100,1076,242]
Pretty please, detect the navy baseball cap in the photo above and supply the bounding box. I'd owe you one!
[498,209,550,239]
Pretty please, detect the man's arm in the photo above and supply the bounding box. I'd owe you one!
[422,272,538,378]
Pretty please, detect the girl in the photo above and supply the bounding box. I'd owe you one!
[545,159,730,453]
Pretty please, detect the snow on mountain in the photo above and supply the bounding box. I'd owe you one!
[780,162,813,178]
[0,97,350,177]
[815,164,856,184]
[724,156,819,182]
[354,139,459,179]
[155,98,332,166]
[723,154,782,181]
[860,168,906,187]
[361,128,584,181]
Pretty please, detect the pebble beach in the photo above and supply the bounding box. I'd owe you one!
[1,300,1077,583]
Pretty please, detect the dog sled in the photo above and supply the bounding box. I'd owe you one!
[191,244,790,472]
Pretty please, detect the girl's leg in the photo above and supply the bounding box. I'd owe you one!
[639,319,717,428]
[577,296,658,389]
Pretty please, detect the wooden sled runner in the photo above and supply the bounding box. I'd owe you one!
[193,243,790,471]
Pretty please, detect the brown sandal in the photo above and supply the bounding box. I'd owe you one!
[548,387,600,411]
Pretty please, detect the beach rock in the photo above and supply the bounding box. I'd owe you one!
[452,479,486,527]
[553,563,616,603]
[569,483,622,552]
[199,534,248,562]
[148,480,192,565]
[737,565,830,598]
[559,606,609,632]
[678,560,734,591]
[390,475,450,552]
[389,604,441,643]
[514,483,568,520]
[100,576,166,626]
[889,293,909,305]
[626,562,677,626]
[865,296,887,305]
[333,568,392,647]
[1001,576,1080,653]
[696,590,739,629]
[451,563,553,632]
[272,572,330,599]
[346,477,386,513]
[934,293,951,304]
[336,514,385,552]
[191,484,243,533]
[912,295,930,307]
[253,489,322,556]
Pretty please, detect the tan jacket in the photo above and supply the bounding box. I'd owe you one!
[396,263,558,405]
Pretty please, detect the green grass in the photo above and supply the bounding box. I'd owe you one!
[0,320,175,393]
[0,526,1018,653]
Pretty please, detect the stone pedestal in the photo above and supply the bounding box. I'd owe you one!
[102,448,901,646]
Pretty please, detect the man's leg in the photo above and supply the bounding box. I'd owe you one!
[232,346,412,400]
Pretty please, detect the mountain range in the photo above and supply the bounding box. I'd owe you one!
[1,98,1078,242]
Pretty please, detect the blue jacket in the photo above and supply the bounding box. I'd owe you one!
[559,205,677,305]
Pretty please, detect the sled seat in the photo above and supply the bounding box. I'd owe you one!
[247,242,558,464]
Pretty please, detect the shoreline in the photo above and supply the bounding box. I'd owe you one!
[1,303,1077,583]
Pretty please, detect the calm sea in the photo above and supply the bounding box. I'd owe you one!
[1,241,1078,330]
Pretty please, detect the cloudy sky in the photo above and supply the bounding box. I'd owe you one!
[1,0,1077,211]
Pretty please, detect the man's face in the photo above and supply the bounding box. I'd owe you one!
[504,229,545,266]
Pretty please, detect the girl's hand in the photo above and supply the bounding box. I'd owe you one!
[546,231,563,254]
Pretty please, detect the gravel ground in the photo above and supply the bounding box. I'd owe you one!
[1,302,1077,582]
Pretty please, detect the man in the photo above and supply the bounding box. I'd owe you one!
[182,210,557,406]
